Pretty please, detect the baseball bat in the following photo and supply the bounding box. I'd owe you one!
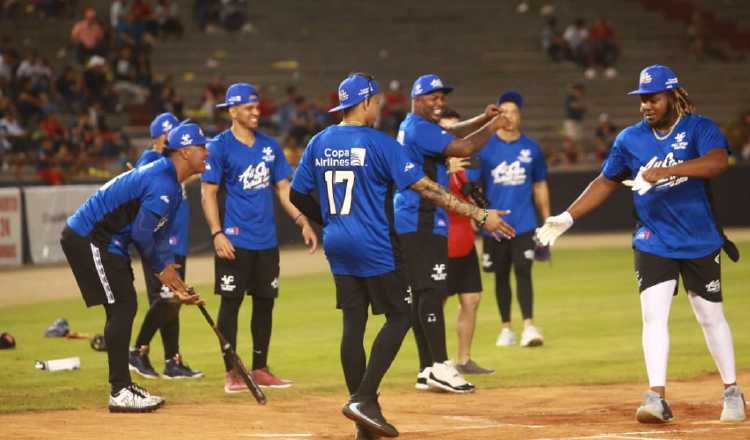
[190,289,267,405]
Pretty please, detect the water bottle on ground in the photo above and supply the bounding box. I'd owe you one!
[35,356,81,371]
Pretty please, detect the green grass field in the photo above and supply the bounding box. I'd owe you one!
[1,243,748,413]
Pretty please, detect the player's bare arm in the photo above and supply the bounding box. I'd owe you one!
[533,180,551,220]
[567,174,620,221]
[443,113,509,158]
[274,179,318,253]
[200,181,236,260]
[444,104,500,137]
[641,148,729,183]
[410,176,515,238]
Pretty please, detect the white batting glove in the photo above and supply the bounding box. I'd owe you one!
[622,168,653,196]
[536,211,574,246]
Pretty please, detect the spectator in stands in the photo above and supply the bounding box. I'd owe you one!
[380,80,408,135]
[154,74,184,119]
[589,17,619,77]
[110,0,128,28]
[562,83,585,141]
[0,109,30,155]
[1,0,22,19]
[687,11,739,63]
[35,137,65,185]
[135,52,152,88]
[154,0,183,39]
[34,0,65,18]
[541,17,566,62]
[199,74,226,118]
[55,65,85,112]
[276,85,299,135]
[112,46,149,106]
[194,0,220,33]
[116,10,156,52]
[592,112,617,163]
[39,113,67,141]
[563,18,592,71]
[70,7,106,64]
[724,109,750,161]
[257,84,278,130]
[131,0,158,36]
[83,55,113,109]
[16,79,46,122]
[558,136,583,166]
[219,0,252,33]
[288,95,314,146]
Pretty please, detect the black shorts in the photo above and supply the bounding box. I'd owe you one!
[142,254,186,304]
[398,232,448,294]
[334,268,411,315]
[634,248,722,302]
[447,247,482,294]
[60,226,136,307]
[482,230,536,273]
[214,247,280,299]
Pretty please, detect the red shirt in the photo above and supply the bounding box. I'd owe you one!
[447,171,475,258]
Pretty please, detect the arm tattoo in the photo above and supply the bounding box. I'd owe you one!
[412,177,481,221]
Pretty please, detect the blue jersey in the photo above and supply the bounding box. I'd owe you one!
[291,125,424,277]
[393,113,454,236]
[201,129,292,250]
[67,157,182,258]
[601,114,727,259]
[135,149,189,256]
[479,134,547,236]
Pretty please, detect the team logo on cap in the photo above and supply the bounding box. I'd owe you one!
[339,89,349,101]
[228,95,242,103]
[162,120,173,131]
[358,87,370,97]
[181,133,193,145]
[665,77,679,88]
[414,83,423,95]
[430,78,444,88]
[640,71,652,84]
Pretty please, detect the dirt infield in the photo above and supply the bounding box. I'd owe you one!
[2,372,748,439]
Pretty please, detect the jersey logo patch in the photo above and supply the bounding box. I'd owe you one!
[491,160,526,186]
[705,279,721,293]
[671,131,688,150]
[225,226,239,235]
[271,277,279,289]
[238,161,270,190]
[315,148,366,167]
[641,152,687,190]
[160,195,170,204]
[404,162,415,172]
[431,263,447,281]
[518,149,533,163]
[220,275,236,292]
[262,146,275,162]
[350,148,366,166]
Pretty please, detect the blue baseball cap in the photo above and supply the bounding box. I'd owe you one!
[328,74,380,113]
[166,122,207,149]
[149,112,178,139]
[628,65,680,95]
[216,82,260,108]
[497,91,523,109]
[411,74,454,98]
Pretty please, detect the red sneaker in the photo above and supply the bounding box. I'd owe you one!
[252,367,293,388]
[224,370,247,394]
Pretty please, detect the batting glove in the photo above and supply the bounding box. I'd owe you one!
[536,211,574,246]
[622,168,653,195]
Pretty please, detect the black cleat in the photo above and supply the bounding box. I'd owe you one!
[355,423,381,439]
[128,346,159,379]
[342,396,398,438]
[163,354,203,379]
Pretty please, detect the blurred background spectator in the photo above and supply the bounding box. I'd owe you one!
[562,83,586,142]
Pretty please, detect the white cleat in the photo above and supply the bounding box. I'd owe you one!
[635,390,673,424]
[520,325,544,347]
[415,367,431,391]
[427,361,475,394]
[108,384,164,413]
[495,328,516,347]
[721,385,747,423]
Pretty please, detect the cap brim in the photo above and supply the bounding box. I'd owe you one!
[413,86,454,98]
[328,103,352,113]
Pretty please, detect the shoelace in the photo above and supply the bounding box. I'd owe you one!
[129,384,148,398]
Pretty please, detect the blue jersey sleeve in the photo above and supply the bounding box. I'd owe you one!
[271,142,293,184]
[291,143,316,194]
[382,136,425,190]
[601,132,631,181]
[531,142,548,182]
[695,117,729,156]
[140,176,173,217]
[413,120,455,156]
[134,149,162,168]
[201,139,224,184]
[131,207,174,273]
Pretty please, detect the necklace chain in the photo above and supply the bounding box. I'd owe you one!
[652,116,681,141]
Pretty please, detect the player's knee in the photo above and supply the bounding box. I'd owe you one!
[386,311,411,332]
[459,293,481,311]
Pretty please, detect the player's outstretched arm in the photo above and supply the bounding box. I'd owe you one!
[410,176,515,238]
[274,179,318,253]
[444,104,499,138]
[537,174,619,246]
[443,113,509,158]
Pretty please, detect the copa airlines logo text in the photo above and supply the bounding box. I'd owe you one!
[315,148,366,167]
[642,152,687,189]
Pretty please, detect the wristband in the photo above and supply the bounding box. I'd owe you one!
[211,230,224,239]
[477,208,489,227]
[294,213,304,225]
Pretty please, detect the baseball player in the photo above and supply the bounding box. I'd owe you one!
[128,113,203,380]
[60,122,207,412]
[440,109,494,376]
[395,74,512,393]
[201,82,318,393]
[479,91,549,348]
[290,73,514,440]
[537,65,745,423]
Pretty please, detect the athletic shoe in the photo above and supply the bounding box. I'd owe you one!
[128,346,159,379]
[415,367,431,390]
[520,325,544,347]
[355,423,381,439]
[720,385,747,423]
[342,395,398,438]
[635,390,674,423]
[224,370,248,394]
[495,328,516,346]
[163,354,204,379]
[427,361,475,394]
[252,367,292,388]
[108,384,164,413]
[455,359,495,375]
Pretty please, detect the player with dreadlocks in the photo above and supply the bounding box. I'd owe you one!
[537,65,745,424]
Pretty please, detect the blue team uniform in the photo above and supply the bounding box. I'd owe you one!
[201,129,292,250]
[291,125,425,277]
[135,149,189,257]
[393,113,455,236]
[602,114,728,259]
[479,134,547,236]
[67,157,182,271]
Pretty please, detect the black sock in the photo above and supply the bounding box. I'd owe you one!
[356,311,410,399]
[418,289,448,364]
[104,296,138,394]
[341,304,368,395]
[217,295,243,371]
[410,289,432,371]
[494,261,513,324]
[251,297,274,370]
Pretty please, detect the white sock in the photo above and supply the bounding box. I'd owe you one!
[688,292,737,385]
[640,280,676,388]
